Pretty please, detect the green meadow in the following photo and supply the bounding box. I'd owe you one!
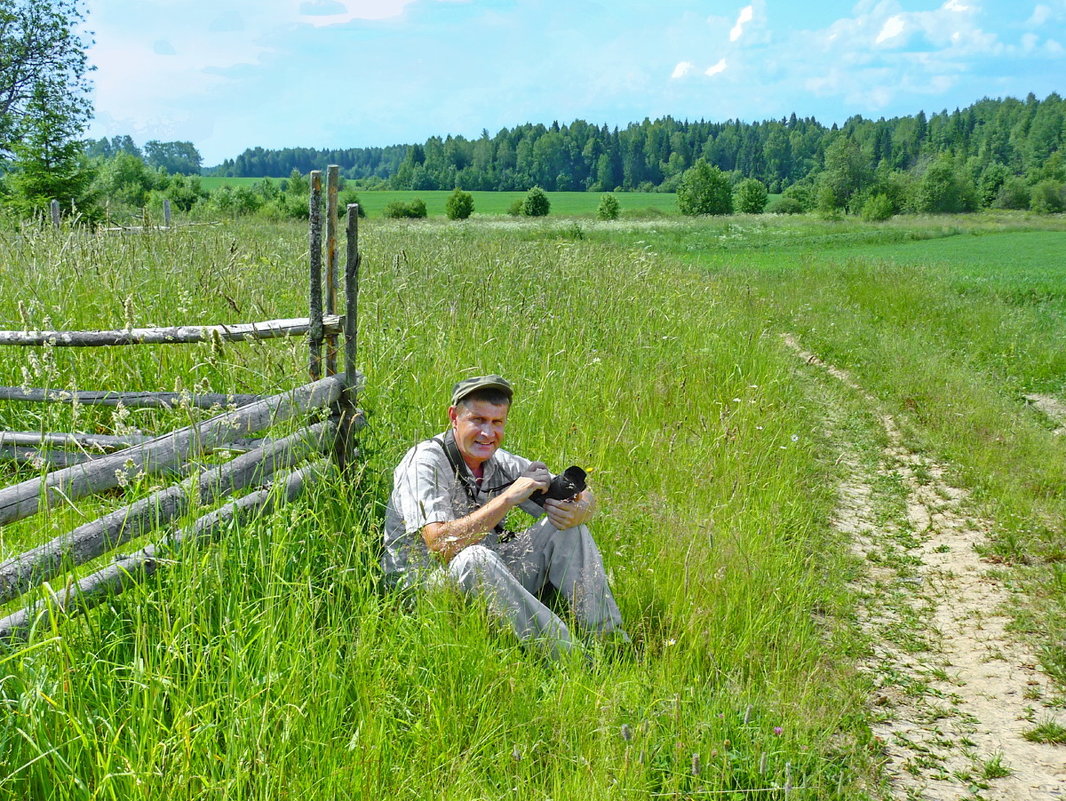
[197,178,683,218]
[0,212,1063,799]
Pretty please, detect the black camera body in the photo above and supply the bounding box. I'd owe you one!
[530,465,587,506]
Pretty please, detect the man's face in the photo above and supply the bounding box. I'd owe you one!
[448,399,509,471]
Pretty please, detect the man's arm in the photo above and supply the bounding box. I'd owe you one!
[422,475,548,563]
[543,487,597,531]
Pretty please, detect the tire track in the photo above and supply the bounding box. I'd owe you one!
[784,334,1065,800]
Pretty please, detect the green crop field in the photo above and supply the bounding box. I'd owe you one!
[0,212,1063,799]
[197,177,682,218]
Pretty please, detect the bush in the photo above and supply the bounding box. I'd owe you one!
[445,188,474,220]
[766,196,804,215]
[677,158,732,215]
[522,186,550,217]
[506,199,523,216]
[384,198,428,219]
[1030,180,1065,214]
[993,177,1030,210]
[596,193,620,220]
[915,155,978,214]
[861,193,895,221]
[781,182,815,211]
[338,188,367,217]
[733,178,768,214]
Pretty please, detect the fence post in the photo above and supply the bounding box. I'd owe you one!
[334,203,361,473]
[308,170,323,380]
[325,165,339,375]
[163,199,172,228]
[50,200,61,229]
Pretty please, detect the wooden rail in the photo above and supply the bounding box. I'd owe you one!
[0,374,350,527]
[0,462,329,641]
[0,421,347,605]
[0,386,262,409]
[0,430,267,454]
[0,316,341,347]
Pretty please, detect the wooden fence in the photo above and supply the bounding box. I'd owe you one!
[0,166,362,641]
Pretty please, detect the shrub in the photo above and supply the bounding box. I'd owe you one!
[522,186,550,217]
[781,182,815,211]
[338,188,367,217]
[445,188,474,220]
[384,198,428,219]
[915,155,978,214]
[733,178,768,214]
[677,158,732,215]
[1030,180,1065,214]
[993,177,1031,210]
[766,196,804,215]
[861,193,895,221]
[596,193,620,220]
[506,199,523,216]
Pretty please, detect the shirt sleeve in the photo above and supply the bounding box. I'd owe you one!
[392,443,456,535]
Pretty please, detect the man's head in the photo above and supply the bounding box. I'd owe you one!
[448,375,513,472]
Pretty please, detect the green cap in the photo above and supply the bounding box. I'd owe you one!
[451,374,514,406]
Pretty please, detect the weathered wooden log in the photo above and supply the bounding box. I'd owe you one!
[1,431,152,451]
[0,386,261,409]
[0,446,93,468]
[0,315,342,347]
[0,462,330,641]
[0,422,341,605]
[326,165,340,375]
[309,170,324,380]
[336,203,362,473]
[0,374,348,527]
[0,430,267,454]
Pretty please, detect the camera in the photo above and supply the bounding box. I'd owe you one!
[530,465,587,506]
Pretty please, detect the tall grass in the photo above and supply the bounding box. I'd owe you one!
[0,217,873,798]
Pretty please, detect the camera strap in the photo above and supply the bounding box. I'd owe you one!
[432,431,514,537]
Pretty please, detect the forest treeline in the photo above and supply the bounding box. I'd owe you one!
[208,93,1064,196]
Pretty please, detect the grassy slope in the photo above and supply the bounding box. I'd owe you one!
[603,213,1066,682]
[1,212,1063,798]
[0,217,869,799]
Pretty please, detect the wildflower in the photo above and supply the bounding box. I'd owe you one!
[773,726,783,735]
[790,434,799,442]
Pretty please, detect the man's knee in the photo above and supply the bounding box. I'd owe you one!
[448,544,509,590]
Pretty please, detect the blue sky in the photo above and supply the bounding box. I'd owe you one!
[84,1,1066,166]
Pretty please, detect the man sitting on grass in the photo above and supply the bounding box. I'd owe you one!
[383,374,626,657]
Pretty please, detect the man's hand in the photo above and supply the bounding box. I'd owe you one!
[504,461,550,505]
[544,489,595,530]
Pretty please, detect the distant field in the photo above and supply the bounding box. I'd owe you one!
[197,177,681,217]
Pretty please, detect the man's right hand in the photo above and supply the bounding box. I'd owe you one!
[506,462,550,504]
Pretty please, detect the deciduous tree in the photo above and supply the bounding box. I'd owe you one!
[677,159,732,215]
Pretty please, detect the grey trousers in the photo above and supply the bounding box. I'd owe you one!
[445,518,625,656]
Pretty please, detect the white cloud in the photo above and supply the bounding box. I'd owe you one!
[705,58,728,76]
[297,0,416,26]
[875,15,908,45]
[729,5,754,42]
[943,0,971,11]
[671,61,695,79]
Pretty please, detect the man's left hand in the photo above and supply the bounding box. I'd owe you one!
[544,490,594,530]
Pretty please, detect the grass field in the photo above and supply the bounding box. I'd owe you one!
[196,177,682,218]
[0,211,1063,799]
